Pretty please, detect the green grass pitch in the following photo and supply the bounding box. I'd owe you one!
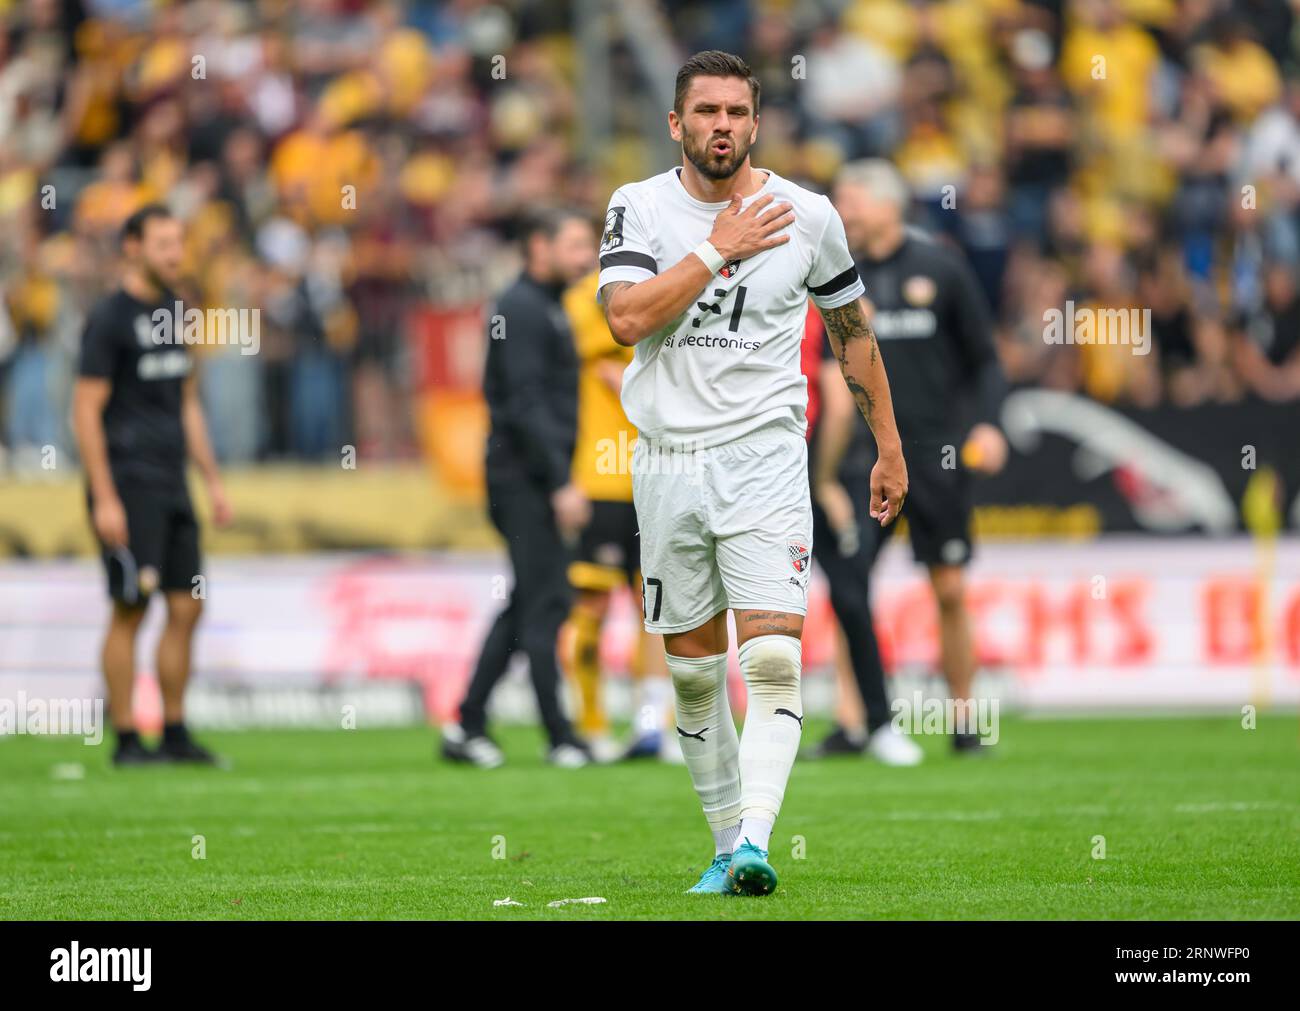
[1,715,1297,919]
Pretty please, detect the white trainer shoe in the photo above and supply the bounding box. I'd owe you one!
[866,724,924,766]
[587,736,623,764]
[547,743,590,768]
[440,723,505,769]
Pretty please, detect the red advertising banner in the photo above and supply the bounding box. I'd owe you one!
[2,539,1297,729]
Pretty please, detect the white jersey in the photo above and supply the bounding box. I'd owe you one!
[597,167,864,450]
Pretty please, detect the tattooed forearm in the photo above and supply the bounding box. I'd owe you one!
[599,281,633,317]
[844,375,875,423]
[821,301,880,423]
[821,300,879,365]
[818,298,903,455]
[599,279,639,347]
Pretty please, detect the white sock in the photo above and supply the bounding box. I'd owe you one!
[737,815,774,853]
[666,652,741,855]
[736,634,803,846]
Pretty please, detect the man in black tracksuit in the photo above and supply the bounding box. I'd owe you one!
[810,160,1009,757]
[443,209,597,768]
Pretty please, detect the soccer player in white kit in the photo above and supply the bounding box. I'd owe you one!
[598,52,908,896]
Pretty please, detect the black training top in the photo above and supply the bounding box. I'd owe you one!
[821,228,1005,471]
[482,272,579,492]
[77,287,192,489]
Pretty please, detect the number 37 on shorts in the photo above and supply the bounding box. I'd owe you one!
[632,425,814,635]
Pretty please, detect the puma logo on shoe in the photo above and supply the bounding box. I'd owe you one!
[676,726,708,741]
[775,708,803,726]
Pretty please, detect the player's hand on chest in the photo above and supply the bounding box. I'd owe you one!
[660,202,810,288]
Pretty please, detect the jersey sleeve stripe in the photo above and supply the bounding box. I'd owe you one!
[599,251,658,275]
[809,265,860,298]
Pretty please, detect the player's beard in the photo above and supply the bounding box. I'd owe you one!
[683,128,752,181]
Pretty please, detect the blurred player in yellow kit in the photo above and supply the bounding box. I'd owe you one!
[560,270,678,763]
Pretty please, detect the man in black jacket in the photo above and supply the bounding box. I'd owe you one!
[811,160,1009,757]
[443,209,597,768]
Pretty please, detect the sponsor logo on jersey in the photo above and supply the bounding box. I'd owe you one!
[719,259,741,279]
[134,315,156,349]
[871,307,938,339]
[600,206,626,251]
[136,349,192,380]
[787,539,810,574]
[665,333,762,351]
[903,274,937,306]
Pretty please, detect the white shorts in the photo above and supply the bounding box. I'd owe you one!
[632,422,814,634]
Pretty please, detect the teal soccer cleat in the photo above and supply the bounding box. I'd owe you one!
[686,854,733,894]
[726,839,778,896]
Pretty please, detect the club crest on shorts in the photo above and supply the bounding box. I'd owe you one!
[787,539,810,574]
[719,259,741,279]
[138,566,159,596]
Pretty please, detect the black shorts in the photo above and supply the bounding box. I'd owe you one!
[854,445,973,568]
[89,479,201,606]
[569,499,639,592]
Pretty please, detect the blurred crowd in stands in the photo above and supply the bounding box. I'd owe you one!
[0,0,1297,474]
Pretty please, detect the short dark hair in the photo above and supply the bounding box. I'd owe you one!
[520,206,590,246]
[674,51,760,117]
[121,203,174,244]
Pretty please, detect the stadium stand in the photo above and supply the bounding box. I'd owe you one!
[0,0,1296,550]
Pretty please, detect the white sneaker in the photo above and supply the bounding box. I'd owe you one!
[440,723,505,769]
[866,725,924,766]
[588,736,623,764]
[547,743,590,768]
